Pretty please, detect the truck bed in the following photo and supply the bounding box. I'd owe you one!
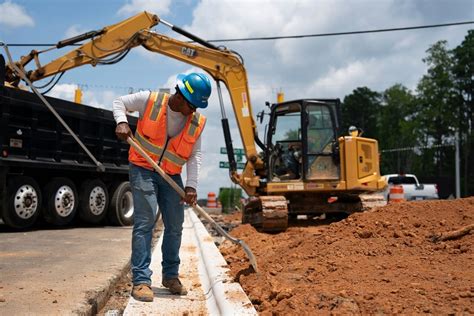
[0,85,138,228]
[0,85,136,171]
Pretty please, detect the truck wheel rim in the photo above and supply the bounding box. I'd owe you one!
[89,186,106,215]
[54,185,75,217]
[14,185,39,219]
[121,191,134,219]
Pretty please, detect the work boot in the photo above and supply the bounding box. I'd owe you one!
[131,284,154,302]
[162,278,188,295]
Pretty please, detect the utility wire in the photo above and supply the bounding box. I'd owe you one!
[207,21,474,43]
[5,21,473,47]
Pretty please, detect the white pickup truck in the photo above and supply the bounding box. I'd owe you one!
[383,174,439,201]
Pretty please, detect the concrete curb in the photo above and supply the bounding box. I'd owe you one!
[189,209,257,315]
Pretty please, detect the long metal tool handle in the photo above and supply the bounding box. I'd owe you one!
[1,43,105,172]
[127,137,237,241]
[126,136,258,272]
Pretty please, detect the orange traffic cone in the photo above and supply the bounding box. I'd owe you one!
[389,185,405,203]
[207,192,217,208]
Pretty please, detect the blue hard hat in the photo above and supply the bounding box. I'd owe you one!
[176,73,212,109]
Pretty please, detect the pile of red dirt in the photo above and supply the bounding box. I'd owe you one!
[220,198,474,315]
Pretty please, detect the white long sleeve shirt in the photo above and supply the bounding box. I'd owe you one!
[113,90,202,189]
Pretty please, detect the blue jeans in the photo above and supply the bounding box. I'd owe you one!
[129,163,185,286]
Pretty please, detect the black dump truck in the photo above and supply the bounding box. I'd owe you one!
[0,67,137,229]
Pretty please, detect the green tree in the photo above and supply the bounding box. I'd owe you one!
[218,187,242,213]
[378,84,418,174]
[415,40,458,176]
[284,129,299,140]
[341,87,382,139]
[452,30,474,196]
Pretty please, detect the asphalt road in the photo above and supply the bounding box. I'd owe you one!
[0,223,133,315]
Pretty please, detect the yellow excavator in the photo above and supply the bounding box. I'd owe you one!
[3,11,386,232]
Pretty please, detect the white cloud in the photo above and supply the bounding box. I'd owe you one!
[83,89,120,111]
[0,0,34,28]
[47,83,76,101]
[46,84,119,111]
[117,0,172,16]
[307,60,376,97]
[64,24,87,38]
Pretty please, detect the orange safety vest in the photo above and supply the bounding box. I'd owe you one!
[129,91,207,175]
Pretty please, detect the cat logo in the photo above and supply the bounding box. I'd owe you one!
[181,47,196,58]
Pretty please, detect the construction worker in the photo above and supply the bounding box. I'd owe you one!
[113,73,211,302]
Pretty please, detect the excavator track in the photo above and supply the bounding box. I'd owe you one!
[243,196,288,233]
[324,192,387,214]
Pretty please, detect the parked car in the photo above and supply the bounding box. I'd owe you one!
[383,174,439,201]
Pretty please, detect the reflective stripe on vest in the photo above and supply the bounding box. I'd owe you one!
[187,112,201,137]
[135,130,187,167]
[149,92,165,121]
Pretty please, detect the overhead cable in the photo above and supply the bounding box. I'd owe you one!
[5,21,473,47]
[206,21,474,43]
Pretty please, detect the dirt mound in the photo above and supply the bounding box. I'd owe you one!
[220,198,474,315]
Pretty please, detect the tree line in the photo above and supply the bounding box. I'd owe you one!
[340,30,473,198]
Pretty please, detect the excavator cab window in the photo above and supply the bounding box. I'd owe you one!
[303,101,340,181]
[267,102,303,181]
[306,105,334,154]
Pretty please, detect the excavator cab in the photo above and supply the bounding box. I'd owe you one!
[266,99,341,183]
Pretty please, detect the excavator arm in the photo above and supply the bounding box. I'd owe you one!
[4,11,263,195]
[5,12,159,84]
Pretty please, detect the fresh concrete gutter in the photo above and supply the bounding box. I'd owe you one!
[124,208,257,315]
[189,209,257,315]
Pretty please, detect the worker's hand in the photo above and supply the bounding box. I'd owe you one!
[115,122,132,141]
[182,187,197,205]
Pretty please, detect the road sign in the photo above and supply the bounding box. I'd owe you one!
[220,147,244,155]
[219,161,245,169]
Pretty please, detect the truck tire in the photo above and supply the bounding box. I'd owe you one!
[108,181,134,226]
[4,176,42,229]
[43,177,78,226]
[79,179,109,224]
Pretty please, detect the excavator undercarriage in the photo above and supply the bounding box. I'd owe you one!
[243,192,386,233]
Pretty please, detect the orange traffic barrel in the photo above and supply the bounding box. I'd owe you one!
[389,185,405,203]
[207,192,217,208]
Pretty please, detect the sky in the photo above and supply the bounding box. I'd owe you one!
[1,0,473,198]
